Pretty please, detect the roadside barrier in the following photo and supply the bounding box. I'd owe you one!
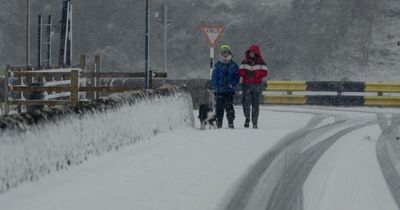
[264,81,400,106]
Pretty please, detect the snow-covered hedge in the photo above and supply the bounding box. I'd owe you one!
[0,86,194,193]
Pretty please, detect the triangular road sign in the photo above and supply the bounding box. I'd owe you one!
[201,25,224,48]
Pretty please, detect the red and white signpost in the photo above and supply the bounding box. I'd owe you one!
[201,25,224,79]
[201,24,224,108]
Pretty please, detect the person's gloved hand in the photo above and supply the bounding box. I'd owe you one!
[246,70,255,76]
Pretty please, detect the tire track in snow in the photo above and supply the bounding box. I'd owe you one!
[376,114,400,209]
[265,121,375,210]
[225,114,327,210]
[225,113,358,210]
[376,113,390,131]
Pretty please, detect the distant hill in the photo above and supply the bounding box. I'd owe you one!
[0,0,399,80]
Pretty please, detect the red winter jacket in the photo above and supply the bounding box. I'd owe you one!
[239,45,269,84]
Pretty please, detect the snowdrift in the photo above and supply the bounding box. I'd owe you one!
[0,86,194,193]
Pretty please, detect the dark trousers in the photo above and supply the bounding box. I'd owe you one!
[242,84,263,125]
[215,93,235,126]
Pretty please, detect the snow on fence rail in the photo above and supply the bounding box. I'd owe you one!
[0,85,194,193]
[3,67,83,115]
[3,66,167,115]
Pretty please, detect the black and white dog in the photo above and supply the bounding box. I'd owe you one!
[198,104,216,130]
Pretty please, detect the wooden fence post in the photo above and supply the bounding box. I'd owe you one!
[4,65,10,115]
[80,55,87,70]
[70,70,79,108]
[149,70,153,89]
[17,67,23,113]
[94,55,101,99]
[80,55,87,100]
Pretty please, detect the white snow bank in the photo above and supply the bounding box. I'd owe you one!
[0,89,194,193]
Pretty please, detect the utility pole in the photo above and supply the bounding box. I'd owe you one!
[26,0,31,68]
[163,4,168,78]
[145,0,150,89]
[59,0,73,67]
[155,4,173,83]
[46,15,53,67]
[37,15,42,68]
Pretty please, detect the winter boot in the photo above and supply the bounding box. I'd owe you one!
[253,124,258,129]
[244,119,250,128]
[229,122,234,129]
[217,121,223,129]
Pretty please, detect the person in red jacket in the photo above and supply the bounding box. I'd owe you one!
[239,44,269,129]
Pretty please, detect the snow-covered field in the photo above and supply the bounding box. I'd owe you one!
[1,106,400,210]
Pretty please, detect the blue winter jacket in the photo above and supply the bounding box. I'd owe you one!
[211,60,240,94]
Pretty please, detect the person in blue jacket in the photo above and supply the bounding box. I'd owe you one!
[211,44,240,129]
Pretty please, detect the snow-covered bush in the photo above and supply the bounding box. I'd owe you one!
[0,86,194,193]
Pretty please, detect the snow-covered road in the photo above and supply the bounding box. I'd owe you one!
[1,106,400,210]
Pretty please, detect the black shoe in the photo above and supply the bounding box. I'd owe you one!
[217,121,223,129]
[253,124,258,129]
[244,119,250,128]
[229,122,234,129]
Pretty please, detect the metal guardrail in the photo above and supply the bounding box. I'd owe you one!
[264,81,400,106]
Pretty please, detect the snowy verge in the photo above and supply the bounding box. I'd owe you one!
[0,85,195,193]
